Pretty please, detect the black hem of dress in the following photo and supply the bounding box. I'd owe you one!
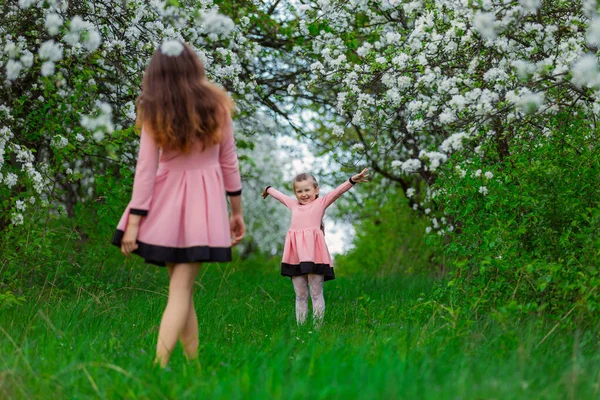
[111,230,232,266]
[226,189,242,196]
[129,208,148,216]
[281,262,335,281]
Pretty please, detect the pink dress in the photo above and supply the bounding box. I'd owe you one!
[111,111,242,266]
[267,179,355,281]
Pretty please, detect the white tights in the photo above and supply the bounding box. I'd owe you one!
[292,274,325,325]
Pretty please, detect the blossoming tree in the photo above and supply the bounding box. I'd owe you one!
[290,0,599,231]
[0,0,301,251]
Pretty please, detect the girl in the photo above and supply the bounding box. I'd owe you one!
[262,168,369,325]
[111,41,245,367]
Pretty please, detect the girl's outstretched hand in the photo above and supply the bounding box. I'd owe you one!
[230,214,246,246]
[261,187,269,199]
[352,168,370,183]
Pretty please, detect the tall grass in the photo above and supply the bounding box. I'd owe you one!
[1,263,598,399]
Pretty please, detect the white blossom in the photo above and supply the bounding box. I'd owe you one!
[92,131,105,141]
[11,213,24,226]
[83,29,102,51]
[473,12,496,40]
[441,132,468,152]
[4,42,18,60]
[287,84,296,95]
[356,42,373,57]
[587,18,600,47]
[439,111,456,124]
[52,135,68,149]
[18,0,36,9]
[352,143,364,152]
[352,110,363,125]
[421,151,447,171]
[20,51,34,68]
[406,188,416,198]
[41,61,55,77]
[160,40,184,57]
[479,186,488,195]
[4,172,18,188]
[6,60,23,81]
[332,126,344,137]
[484,171,494,179]
[519,0,541,13]
[70,16,87,32]
[45,13,63,36]
[401,159,421,173]
[200,9,235,36]
[15,200,26,211]
[571,55,600,88]
[512,60,536,80]
[584,0,598,18]
[39,40,63,62]
[516,92,545,114]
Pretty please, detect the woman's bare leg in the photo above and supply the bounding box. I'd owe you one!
[166,265,199,361]
[155,263,200,367]
[308,274,325,326]
[291,275,309,325]
[180,297,199,360]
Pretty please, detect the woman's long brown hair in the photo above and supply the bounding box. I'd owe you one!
[136,43,233,152]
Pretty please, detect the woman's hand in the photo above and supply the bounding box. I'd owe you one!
[230,214,246,246]
[352,168,370,183]
[121,221,140,255]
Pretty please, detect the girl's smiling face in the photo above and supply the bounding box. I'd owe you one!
[294,179,319,204]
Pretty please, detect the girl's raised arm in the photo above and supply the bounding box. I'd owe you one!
[129,127,160,216]
[321,168,369,209]
[264,186,296,209]
[321,180,354,209]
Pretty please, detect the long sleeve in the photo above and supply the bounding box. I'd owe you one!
[219,108,242,196]
[266,186,296,209]
[129,127,160,215]
[321,179,354,209]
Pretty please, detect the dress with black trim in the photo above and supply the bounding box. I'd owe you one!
[112,109,242,266]
[266,178,356,281]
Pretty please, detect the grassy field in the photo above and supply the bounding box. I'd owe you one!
[1,262,599,399]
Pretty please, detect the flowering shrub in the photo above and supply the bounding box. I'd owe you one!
[0,0,299,249]
[1,1,251,224]
[430,113,600,320]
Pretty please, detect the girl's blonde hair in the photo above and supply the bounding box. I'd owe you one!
[293,173,318,191]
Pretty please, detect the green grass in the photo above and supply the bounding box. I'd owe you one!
[1,263,599,399]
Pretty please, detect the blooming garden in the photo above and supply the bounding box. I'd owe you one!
[1,0,600,397]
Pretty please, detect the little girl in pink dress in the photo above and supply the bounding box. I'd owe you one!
[263,168,369,325]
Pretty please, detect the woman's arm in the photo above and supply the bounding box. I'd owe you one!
[121,127,160,255]
[229,195,245,246]
[219,107,243,196]
[218,107,245,245]
[128,127,160,216]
